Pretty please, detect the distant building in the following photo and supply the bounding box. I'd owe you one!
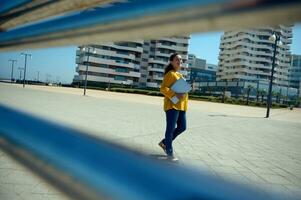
[73,41,143,87]
[217,25,293,87]
[288,54,301,96]
[187,54,216,83]
[188,54,206,69]
[205,63,218,72]
[73,37,189,88]
[141,36,189,88]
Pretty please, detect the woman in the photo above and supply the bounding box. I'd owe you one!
[159,53,188,160]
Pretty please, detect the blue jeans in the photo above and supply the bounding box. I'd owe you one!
[163,109,187,156]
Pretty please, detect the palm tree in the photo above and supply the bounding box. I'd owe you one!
[246,85,253,105]
[275,92,282,103]
[258,89,267,103]
[222,87,226,103]
[256,89,259,102]
[271,91,279,106]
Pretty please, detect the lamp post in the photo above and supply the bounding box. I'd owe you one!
[21,53,32,88]
[82,46,96,96]
[8,59,17,83]
[266,33,282,118]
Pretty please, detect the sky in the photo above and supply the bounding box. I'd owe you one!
[0,23,300,84]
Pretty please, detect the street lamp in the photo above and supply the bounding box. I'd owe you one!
[8,59,17,83]
[20,53,32,88]
[266,32,282,118]
[82,46,96,96]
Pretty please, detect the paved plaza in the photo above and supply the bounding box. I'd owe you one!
[0,83,301,200]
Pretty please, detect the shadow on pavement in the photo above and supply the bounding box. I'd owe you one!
[208,114,263,119]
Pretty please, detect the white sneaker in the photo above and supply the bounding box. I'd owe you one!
[167,155,178,161]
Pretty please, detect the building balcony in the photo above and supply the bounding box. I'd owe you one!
[156,43,188,52]
[221,68,270,77]
[160,37,189,44]
[146,82,159,88]
[86,57,136,69]
[221,61,272,70]
[223,54,272,64]
[155,51,171,58]
[77,65,141,78]
[104,42,143,53]
[76,49,82,56]
[94,48,136,60]
[220,41,273,51]
[75,74,134,85]
[156,43,175,51]
[223,30,272,38]
[220,47,272,57]
[172,45,188,52]
[148,66,164,73]
[153,75,163,81]
[148,57,167,65]
[221,34,273,45]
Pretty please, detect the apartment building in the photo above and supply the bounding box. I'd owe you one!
[73,40,143,87]
[187,54,216,83]
[217,25,293,87]
[206,63,218,72]
[188,54,206,69]
[289,54,301,95]
[140,36,189,88]
[73,36,189,88]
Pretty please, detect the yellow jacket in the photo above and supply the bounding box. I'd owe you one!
[160,70,188,111]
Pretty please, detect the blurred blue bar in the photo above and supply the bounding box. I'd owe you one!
[0,104,290,200]
[1,0,301,51]
[0,0,31,14]
[0,0,221,41]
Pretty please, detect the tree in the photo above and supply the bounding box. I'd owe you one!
[258,89,267,103]
[275,92,282,103]
[272,91,277,104]
[246,85,253,105]
[256,89,259,102]
[222,87,226,103]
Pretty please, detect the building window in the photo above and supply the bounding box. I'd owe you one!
[114,76,127,81]
[115,68,129,73]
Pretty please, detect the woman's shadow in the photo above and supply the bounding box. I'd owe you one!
[148,154,179,163]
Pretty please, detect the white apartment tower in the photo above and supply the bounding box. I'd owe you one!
[73,37,189,88]
[73,40,143,86]
[217,25,292,87]
[140,36,190,88]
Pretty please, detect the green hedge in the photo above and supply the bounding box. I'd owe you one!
[100,87,288,108]
[109,88,163,96]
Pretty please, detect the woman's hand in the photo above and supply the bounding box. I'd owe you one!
[175,93,185,99]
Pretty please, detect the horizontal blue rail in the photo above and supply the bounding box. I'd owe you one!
[0,0,300,51]
[0,104,290,200]
[0,0,32,14]
[0,0,221,41]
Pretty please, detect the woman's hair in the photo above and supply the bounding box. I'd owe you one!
[164,53,179,75]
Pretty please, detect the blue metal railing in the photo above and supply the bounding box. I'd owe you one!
[0,0,32,14]
[0,1,301,199]
[0,104,290,200]
[0,0,301,50]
